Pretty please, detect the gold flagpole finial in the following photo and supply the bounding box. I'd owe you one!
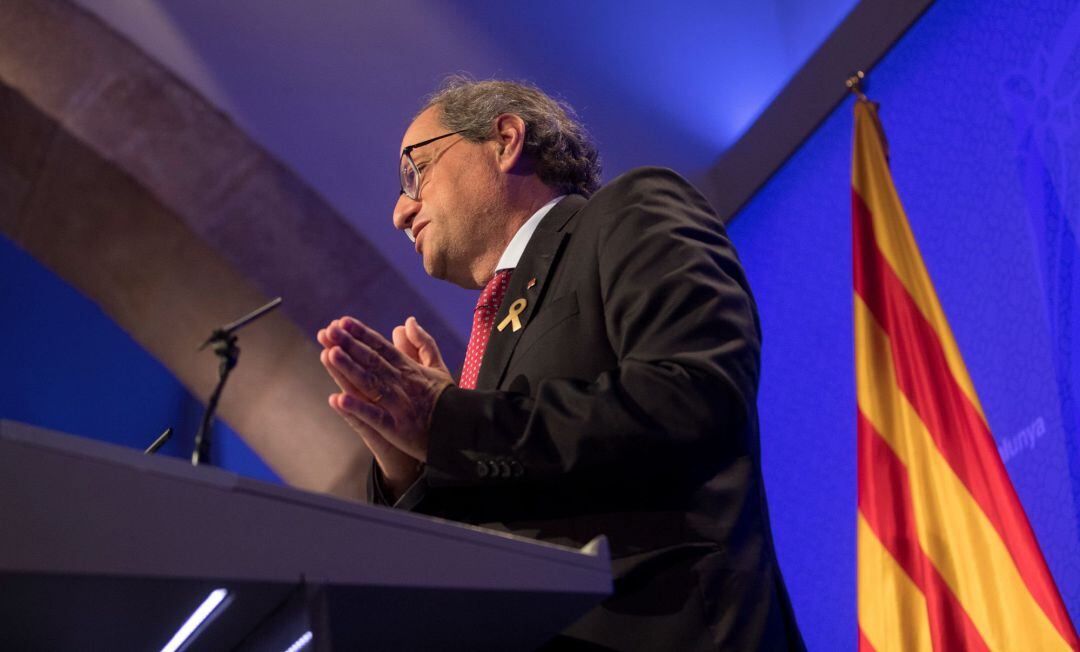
[846,70,868,102]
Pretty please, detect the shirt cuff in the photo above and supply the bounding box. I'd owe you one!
[368,459,428,512]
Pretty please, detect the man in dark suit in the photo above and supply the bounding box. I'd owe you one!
[316,78,804,650]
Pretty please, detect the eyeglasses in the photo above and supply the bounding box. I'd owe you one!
[398,130,464,200]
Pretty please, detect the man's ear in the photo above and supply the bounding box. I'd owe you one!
[492,113,526,172]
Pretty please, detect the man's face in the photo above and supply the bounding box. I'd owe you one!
[393,106,501,289]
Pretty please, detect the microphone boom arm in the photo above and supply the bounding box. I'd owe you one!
[191,297,282,466]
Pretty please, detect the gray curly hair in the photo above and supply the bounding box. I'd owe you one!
[420,76,602,196]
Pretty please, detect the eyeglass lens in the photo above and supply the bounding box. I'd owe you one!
[400,154,419,199]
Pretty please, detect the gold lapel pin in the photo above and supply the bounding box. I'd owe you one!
[497,298,528,332]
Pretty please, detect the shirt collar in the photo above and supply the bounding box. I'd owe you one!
[494,195,566,271]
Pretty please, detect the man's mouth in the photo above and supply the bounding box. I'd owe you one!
[412,221,428,253]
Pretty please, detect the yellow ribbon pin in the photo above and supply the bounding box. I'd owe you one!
[497,298,527,332]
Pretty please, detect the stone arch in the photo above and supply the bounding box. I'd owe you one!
[0,0,461,498]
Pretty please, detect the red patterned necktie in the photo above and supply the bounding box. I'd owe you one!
[459,268,513,390]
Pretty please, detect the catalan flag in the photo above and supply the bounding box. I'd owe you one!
[853,98,1079,651]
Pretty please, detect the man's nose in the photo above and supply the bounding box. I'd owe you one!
[393,193,420,232]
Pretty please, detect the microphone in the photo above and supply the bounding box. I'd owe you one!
[144,427,173,454]
[191,297,283,466]
[198,296,283,351]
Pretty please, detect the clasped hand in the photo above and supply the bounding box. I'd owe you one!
[317,316,452,494]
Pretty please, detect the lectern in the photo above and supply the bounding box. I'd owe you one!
[0,420,612,650]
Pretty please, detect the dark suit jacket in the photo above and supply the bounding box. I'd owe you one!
[371,167,804,651]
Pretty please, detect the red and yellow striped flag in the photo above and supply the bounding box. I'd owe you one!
[853,98,1079,651]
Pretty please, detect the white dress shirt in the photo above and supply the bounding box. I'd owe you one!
[494,195,566,271]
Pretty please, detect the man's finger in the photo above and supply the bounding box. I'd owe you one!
[328,326,398,377]
[328,395,384,444]
[338,391,398,439]
[320,348,367,398]
[329,394,399,458]
[393,324,421,362]
[323,347,388,407]
[405,316,444,369]
[317,319,345,349]
[340,317,408,367]
[327,346,394,406]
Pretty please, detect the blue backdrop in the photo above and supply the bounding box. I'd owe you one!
[730,0,1080,648]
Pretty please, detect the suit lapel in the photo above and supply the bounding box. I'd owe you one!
[475,195,585,390]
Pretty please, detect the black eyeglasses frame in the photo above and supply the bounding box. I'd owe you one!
[399,130,465,200]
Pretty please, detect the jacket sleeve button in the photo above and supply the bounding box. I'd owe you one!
[476,460,489,477]
[497,460,512,478]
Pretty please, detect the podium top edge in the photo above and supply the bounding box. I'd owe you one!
[0,419,611,571]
